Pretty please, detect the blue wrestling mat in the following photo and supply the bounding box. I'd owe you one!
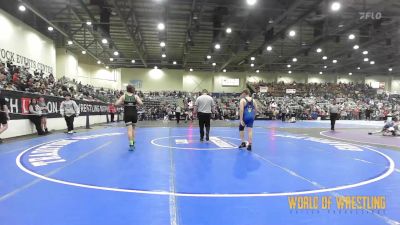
[0,122,399,225]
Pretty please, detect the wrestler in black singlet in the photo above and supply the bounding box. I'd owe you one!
[124,93,138,126]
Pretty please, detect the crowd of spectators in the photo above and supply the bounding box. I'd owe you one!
[0,61,121,102]
[251,81,400,121]
[2,61,399,122]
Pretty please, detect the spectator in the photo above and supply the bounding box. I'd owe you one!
[38,96,50,133]
[109,103,116,122]
[28,98,45,135]
[0,89,9,143]
[60,93,80,134]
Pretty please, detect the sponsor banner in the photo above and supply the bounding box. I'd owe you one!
[286,89,296,94]
[259,86,268,93]
[222,78,240,87]
[1,90,112,120]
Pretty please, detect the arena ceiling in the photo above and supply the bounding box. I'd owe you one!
[2,0,400,75]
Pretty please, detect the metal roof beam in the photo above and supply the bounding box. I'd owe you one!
[110,0,148,67]
[19,0,101,63]
[75,0,123,64]
[292,0,396,72]
[219,0,323,71]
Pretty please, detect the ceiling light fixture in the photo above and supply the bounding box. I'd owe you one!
[157,23,165,30]
[331,2,341,11]
[18,5,26,11]
[246,0,257,6]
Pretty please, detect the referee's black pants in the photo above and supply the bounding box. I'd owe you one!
[330,113,338,130]
[198,112,211,139]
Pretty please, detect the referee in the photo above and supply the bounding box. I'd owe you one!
[329,100,339,131]
[194,89,215,142]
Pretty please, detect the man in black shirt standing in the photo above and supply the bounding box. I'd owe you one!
[0,89,9,143]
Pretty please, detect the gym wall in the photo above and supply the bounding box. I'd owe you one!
[0,9,55,75]
[121,69,400,93]
[56,48,121,90]
[0,9,116,138]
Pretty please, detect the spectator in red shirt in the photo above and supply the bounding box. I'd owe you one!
[109,103,117,122]
[12,72,20,83]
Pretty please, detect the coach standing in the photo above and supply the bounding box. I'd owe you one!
[194,89,215,142]
[329,100,339,131]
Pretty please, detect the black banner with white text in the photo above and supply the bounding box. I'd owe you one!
[1,90,110,120]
